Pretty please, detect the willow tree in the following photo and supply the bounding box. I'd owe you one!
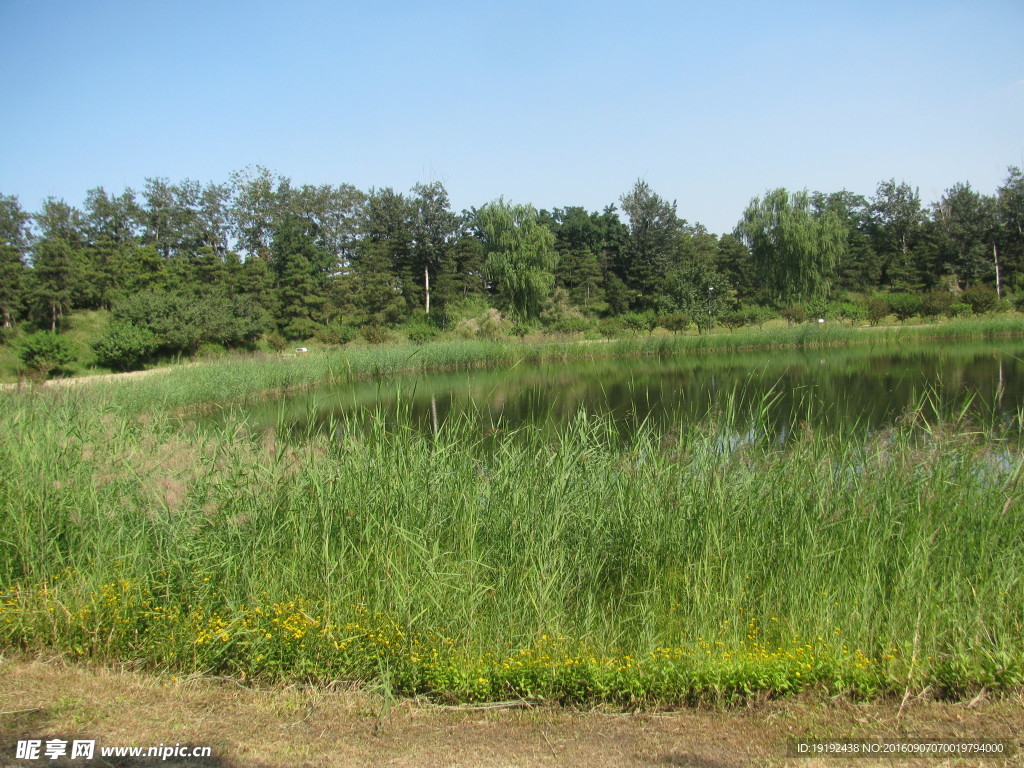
[735,188,846,304]
[477,199,557,319]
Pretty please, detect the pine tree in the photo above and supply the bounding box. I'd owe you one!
[353,239,405,323]
[271,215,325,339]
[0,194,31,327]
[0,242,28,327]
[619,181,682,307]
[556,245,603,311]
[30,238,77,331]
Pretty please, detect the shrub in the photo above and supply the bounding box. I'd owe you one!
[196,342,227,358]
[549,316,592,334]
[314,322,358,346]
[948,302,972,318]
[510,320,535,338]
[362,324,392,345]
[16,331,77,378]
[264,332,288,353]
[437,297,490,329]
[716,309,746,331]
[621,311,656,333]
[660,313,692,334]
[827,301,867,325]
[113,291,270,354]
[746,305,775,328]
[453,318,476,340]
[865,297,890,325]
[540,287,587,332]
[596,316,625,338]
[962,284,999,315]
[1014,293,1024,312]
[887,292,921,322]
[919,290,954,318]
[113,291,204,355]
[454,308,508,340]
[781,305,807,325]
[802,298,828,321]
[406,323,440,344]
[91,322,158,371]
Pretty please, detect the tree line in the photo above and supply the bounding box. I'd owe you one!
[2,165,1023,362]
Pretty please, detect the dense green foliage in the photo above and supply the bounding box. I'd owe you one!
[91,321,158,371]
[478,199,557,319]
[2,165,1024,374]
[15,331,77,378]
[736,189,846,303]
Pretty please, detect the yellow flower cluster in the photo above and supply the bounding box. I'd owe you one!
[0,576,1006,702]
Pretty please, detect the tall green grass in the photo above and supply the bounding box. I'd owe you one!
[1,383,1022,703]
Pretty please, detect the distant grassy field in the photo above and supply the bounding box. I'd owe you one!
[2,358,1022,704]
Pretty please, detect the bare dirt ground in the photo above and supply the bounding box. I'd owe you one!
[0,365,185,391]
[1,659,1021,768]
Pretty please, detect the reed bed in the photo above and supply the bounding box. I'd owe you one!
[1,380,1022,705]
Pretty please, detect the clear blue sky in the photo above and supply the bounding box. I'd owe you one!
[2,0,1022,235]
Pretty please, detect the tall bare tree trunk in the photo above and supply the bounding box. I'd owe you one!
[424,265,431,315]
[993,242,1001,299]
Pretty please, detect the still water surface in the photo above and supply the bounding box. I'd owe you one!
[222,340,1024,441]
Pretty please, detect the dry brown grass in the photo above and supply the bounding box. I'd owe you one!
[1,658,1021,767]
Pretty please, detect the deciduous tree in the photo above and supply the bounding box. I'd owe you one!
[477,200,557,320]
[411,181,459,316]
[868,180,923,289]
[735,188,845,304]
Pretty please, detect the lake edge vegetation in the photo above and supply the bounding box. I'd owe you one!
[3,314,1019,417]
[1,360,1022,706]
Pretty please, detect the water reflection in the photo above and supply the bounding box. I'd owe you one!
[216,341,1024,443]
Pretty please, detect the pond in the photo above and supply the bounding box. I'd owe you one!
[216,340,1024,442]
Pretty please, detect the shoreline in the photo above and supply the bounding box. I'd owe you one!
[3,315,1022,408]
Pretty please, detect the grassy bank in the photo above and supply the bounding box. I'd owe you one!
[56,313,1024,414]
[0,310,114,382]
[1,381,1022,704]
